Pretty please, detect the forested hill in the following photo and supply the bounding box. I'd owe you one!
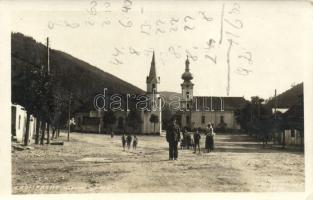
[266,83,303,108]
[11,32,144,112]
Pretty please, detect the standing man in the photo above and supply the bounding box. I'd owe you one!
[166,117,181,160]
[193,129,201,153]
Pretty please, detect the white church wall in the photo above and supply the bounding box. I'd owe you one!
[180,110,240,130]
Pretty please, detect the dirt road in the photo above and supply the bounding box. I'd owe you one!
[12,132,304,193]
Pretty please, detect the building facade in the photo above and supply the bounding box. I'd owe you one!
[74,53,162,134]
[11,104,37,143]
[177,57,247,131]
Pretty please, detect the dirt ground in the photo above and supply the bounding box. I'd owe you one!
[11,132,304,194]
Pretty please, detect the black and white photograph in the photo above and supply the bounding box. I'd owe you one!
[0,0,312,199]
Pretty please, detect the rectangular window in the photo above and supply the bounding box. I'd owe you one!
[201,116,205,124]
[291,129,295,137]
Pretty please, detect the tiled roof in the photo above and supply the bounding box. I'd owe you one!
[191,96,247,111]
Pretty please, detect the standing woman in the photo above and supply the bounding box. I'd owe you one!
[205,124,210,153]
[209,123,215,151]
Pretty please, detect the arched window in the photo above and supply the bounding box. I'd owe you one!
[186,91,190,99]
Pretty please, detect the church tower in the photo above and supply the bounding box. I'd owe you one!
[143,52,162,134]
[146,52,160,94]
[181,56,194,110]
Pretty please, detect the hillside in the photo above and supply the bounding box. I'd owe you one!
[11,32,144,112]
[266,83,303,108]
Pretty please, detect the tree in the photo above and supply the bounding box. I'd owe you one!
[126,110,142,134]
[149,114,159,134]
[102,110,116,133]
[12,62,45,145]
[234,103,252,132]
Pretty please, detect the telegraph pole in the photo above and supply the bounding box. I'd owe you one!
[47,37,50,74]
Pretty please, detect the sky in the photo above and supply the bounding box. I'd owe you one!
[9,0,312,100]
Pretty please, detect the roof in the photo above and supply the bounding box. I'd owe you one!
[282,104,304,130]
[283,104,304,120]
[191,96,247,111]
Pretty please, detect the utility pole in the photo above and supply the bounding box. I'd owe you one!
[46,37,50,144]
[47,37,50,74]
[68,93,72,141]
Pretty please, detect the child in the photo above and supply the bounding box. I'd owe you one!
[126,134,132,149]
[193,129,201,153]
[121,133,126,151]
[133,135,138,149]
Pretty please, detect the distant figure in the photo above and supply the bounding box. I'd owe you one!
[190,137,194,149]
[126,134,132,149]
[111,131,114,138]
[181,128,188,149]
[166,117,181,160]
[205,124,215,152]
[193,129,201,153]
[133,135,138,149]
[186,131,192,149]
[121,133,126,151]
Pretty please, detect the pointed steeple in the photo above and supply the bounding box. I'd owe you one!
[146,51,160,93]
[149,51,156,79]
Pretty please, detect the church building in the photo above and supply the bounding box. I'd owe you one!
[176,56,247,131]
[140,52,162,134]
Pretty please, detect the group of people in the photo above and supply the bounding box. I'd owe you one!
[121,133,138,150]
[166,117,215,160]
[118,117,215,161]
[184,125,215,153]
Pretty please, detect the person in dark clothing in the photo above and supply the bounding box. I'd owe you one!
[186,132,192,149]
[205,132,209,152]
[133,135,138,149]
[121,133,126,151]
[193,129,201,153]
[166,118,181,160]
[208,132,214,152]
[206,123,215,152]
[126,134,132,149]
[205,123,214,153]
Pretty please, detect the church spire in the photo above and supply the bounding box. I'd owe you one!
[182,55,193,82]
[149,51,156,79]
[185,55,190,72]
[146,51,160,93]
